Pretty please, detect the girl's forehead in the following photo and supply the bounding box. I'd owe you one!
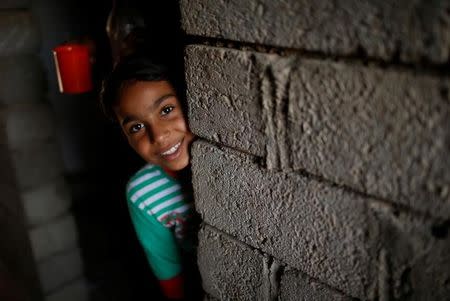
[119,80,175,103]
[114,81,178,116]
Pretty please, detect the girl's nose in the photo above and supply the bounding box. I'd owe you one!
[148,124,170,144]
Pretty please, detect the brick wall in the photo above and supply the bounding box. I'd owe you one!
[180,1,450,300]
[0,1,88,299]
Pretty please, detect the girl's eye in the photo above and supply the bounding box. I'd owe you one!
[161,105,175,116]
[129,123,144,134]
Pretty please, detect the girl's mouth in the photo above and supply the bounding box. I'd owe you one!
[160,139,183,160]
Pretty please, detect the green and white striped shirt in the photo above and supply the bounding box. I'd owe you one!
[126,163,193,280]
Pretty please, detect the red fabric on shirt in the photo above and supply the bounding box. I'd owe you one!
[159,273,184,300]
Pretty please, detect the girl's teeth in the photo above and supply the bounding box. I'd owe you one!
[161,142,181,156]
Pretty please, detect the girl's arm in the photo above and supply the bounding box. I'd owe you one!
[127,199,185,299]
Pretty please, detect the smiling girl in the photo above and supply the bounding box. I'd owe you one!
[100,55,199,300]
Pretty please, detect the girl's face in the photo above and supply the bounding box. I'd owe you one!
[114,80,194,171]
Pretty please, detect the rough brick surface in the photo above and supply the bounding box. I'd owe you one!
[29,214,78,261]
[198,225,264,300]
[38,248,83,293]
[22,179,71,226]
[203,293,219,301]
[0,148,42,300]
[185,46,264,157]
[0,55,44,104]
[371,204,450,301]
[0,11,40,56]
[185,45,450,218]
[0,125,42,298]
[0,145,23,219]
[181,0,450,64]
[191,140,450,300]
[45,278,89,301]
[3,103,55,149]
[280,268,352,301]
[11,139,65,191]
[0,218,42,300]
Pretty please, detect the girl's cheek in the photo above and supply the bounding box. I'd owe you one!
[130,135,145,153]
[127,134,137,147]
[176,115,190,132]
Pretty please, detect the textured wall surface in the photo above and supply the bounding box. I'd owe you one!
[181,0,450,64]
[0,1,88,300]
[185,45,449,219]
[181,0,450,300]
[0,3,44,301]
[0,127,41,300]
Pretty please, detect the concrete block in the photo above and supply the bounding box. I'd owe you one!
[22,179,71,226]
[0,144,22,218]
[198,225,265,300]
[184,46,265,157]
[181,0,450,64]
[192,141,375,298]
[0,194,42,300]
[280,268,353,301]
[0,55,45,105]
[29,214,78,261]
[185,45,450,218]
[0,11,40,56]
[203,294,219,301]
[191,140,450,299]
[369,203,450,301]
[3,103,55,149]
[45,278,89,301]
[0,128,42,298]
[11,139,65,191]
[38,248,84,293]
[285,57,450,219]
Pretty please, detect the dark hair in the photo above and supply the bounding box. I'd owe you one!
[100,54,181,121]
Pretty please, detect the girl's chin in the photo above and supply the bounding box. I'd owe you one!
[162,155,190,172]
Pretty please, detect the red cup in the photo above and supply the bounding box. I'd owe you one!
[52,44,93,94]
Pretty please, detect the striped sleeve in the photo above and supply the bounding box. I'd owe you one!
[126,164,186,280]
